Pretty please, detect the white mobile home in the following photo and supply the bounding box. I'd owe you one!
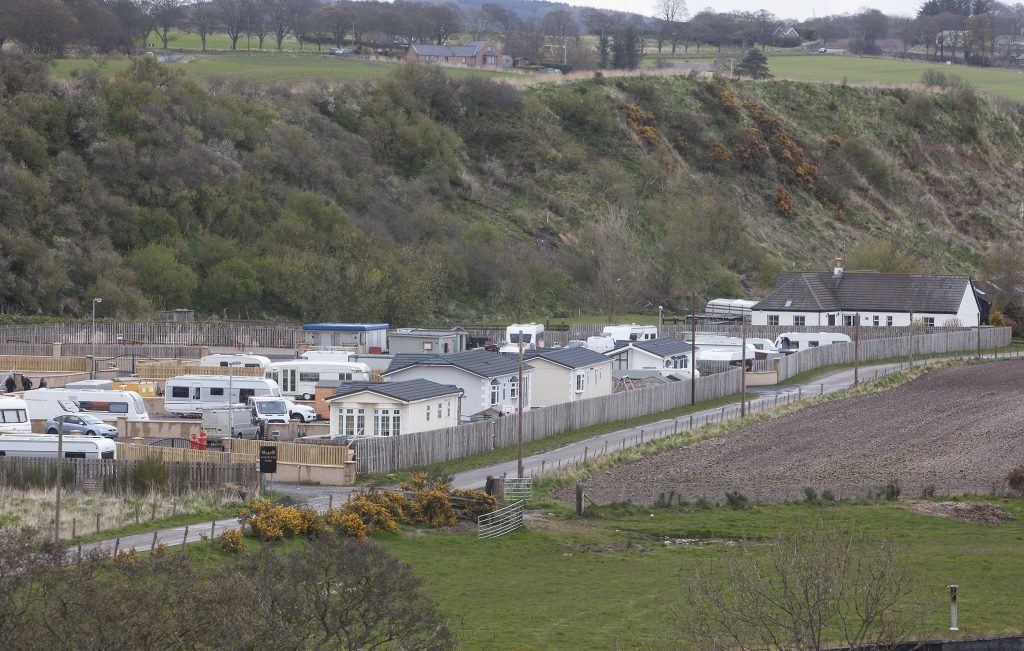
[606,337,700,377]
[164,375,281,415]
[23,388,149,423]
[265,360,372,400]
[326,379,463,438]
[200,353,272,368]
[523,348,614,408]
[774,332,852,353]
[0,435,116,459]
[0,396,31,434]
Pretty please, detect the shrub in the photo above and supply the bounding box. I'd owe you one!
[325,509,368,539]
[450,488,497,519]
[920,484,936,499]
[1006,466,1024,497]
[241,500,322,542]
[878,480,901,501]
[989,309,1005,326]
[921,69,946,87]
[775,186,795,217]
[342,493,401,533]
[900,94,936,130]
[802,487,819,504]
[821,490,836,502]
[128,456,168,494]
[218,529,244,554]
[725,491,749,509]
[841,140,891,194]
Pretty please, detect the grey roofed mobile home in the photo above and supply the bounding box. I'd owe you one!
[387,327,468,355]
[523,347,612,369]
[756,271,974,313]
[328,379,462,403]
[383,349,523,379]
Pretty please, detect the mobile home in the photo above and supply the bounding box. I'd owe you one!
[265,360,372,400]
[23,388,149,423]
[587,324,659,353]
[774,332,852,353]
[199,353,272,369]
[0,396,31,434]
[163,375,282,415]
[0,435,116,459]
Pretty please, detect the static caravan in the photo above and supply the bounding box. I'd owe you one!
[199,353,272,369]
[705,299,758,318]
[302,323,389,354]
[588,324,659,352]
[775,332,852,354]
[23,388,149,423]
[0,435,116,459]
[0,396,31,434]
[164,375,281,416]
[265,360,372,400]
[299,349,352,362]
[499,323,545,354]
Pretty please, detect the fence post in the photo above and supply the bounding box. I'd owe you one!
[151,531,158,550]
[96,513,100,535]
[182,526,189,550]
[575,483,584,516]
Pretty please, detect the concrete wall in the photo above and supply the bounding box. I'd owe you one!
[270,461,356,486]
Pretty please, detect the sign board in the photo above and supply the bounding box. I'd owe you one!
[259,446,278,474]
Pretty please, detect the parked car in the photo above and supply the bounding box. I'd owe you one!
[329,48,350,56]
[45,414,119,438]
[285,399,318,423]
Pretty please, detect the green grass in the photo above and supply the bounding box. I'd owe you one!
[66,503,242,545]
[381,499,1024,649]
[358,392,742,487]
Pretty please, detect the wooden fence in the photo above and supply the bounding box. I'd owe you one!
[228,439,354,466]
[0,322,301,348]
[116,443,258,464]
[0,457,258,492]
[133,362,266,382]
[0,355,90,372]
[356,368,741,474]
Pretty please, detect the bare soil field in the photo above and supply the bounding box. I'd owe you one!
[555,361,1024,505]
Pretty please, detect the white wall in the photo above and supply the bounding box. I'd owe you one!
[328,393,460,437]
[384,366,532,414]
[752,304,979,328]
[528,359,613,408]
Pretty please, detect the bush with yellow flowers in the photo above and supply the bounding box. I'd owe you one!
[218,529,244,554]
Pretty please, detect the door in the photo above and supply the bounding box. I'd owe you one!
[827,314,836,326]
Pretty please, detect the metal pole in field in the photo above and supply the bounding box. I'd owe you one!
[690,291,697,406]
[854,313,860,386]
[517,331,524,479]
[54,416,65,544]
[948,585,959,631]
[740,318,747,417]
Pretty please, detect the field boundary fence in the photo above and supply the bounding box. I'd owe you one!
[0,457,258,493]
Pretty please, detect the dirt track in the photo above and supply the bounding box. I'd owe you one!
[554,361,1024,505]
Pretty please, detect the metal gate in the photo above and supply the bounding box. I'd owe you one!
[477,500,524,540]
[503,477,533,502]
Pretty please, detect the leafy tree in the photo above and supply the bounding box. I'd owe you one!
[128,243,198,308]
[734,48,771,79]
[582,8,615,68]
[199,258,262,316]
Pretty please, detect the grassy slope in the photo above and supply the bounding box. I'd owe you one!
[383,499,1024,649]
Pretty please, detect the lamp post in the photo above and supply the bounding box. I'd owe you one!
[658,305,664,338]
[54,415,65,544]
[90,298,102,379]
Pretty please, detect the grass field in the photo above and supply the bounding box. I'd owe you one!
[383,498,1024,649]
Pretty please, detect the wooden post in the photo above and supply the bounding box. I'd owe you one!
[71,518,76,539]
[182,526,189,549]
[96,513,100,535]
[210,520,216,540]
[575,483,584,516]
[517,333,524,479]
[977,322,982,359]
[151,531,158,550]
[854,313,860,386]
[690,290,697,406]
[328,494,333,511]
[114,537,120,555]
[908,310,914,369]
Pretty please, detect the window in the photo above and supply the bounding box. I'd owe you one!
[872,316,880,326]
[793,316,806,326]
[809,341,820,347]
[339,373,353,381]
[0,409,26,424]
[65,452,86,459]
[238,389,254,403]
[339,408,364,437]
[210,387,224,396]
[101,451,114,460]
[299,372,320,383]
[437,402,442,419]
[374,408,401,436]
[886,316,893,327]
[107,402,128,414]
[490,380,500,405]
[509,376,518,400]
[767,314,780,326]
[843,315,855,327]
[426,405,430,421]
[423,342,433,351]
[923,317,935,327]
[171,386,189,398]
[575,373,585,393]
[446,401,451,418]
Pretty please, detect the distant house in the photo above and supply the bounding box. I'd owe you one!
[387,328,468,355]
[605,337,697,374]
[750,261,983,327]
[382,349,532,415]
[326,379,463,438]
[522,348,613,408]
[406,41,500,67]
[773,26,802,46]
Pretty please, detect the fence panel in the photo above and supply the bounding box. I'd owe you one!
[229,439,353,466]
[0,322,302,349]
[133,363,266,382]
[0,457,258,492]
[477,501,524,539]
[115,442,258,464]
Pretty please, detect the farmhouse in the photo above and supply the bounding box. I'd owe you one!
[326,379,463,438]
[751,262,983,327]
[382,349,532,415]
[605,337,696,373]
[406,41,500,67]
[522,348,614,408]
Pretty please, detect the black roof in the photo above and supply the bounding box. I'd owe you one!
[523,347,612,369]
[383,349,524,378]
[754,271,974,313]
[328,379,462,402]
[609,336,691,358]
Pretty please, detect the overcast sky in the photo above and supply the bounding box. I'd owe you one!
[562,0,923,20]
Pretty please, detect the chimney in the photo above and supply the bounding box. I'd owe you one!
[833,256,844,277]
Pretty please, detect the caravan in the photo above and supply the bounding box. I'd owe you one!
[587,324,659,353]
[264,360,371,400]
[499,323,545,354]
[164,375,282,416]
[0,396,31,434]
[23,388,149,423]
[199,353,272,369]
[775,332,852,354]
[0,435,116,459]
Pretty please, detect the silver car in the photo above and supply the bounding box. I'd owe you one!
[45,414,119,438]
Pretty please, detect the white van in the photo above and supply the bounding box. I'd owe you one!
[774,332,852,353]
[164,375,282,416]
[199,353,272,369]
[23,388,149,423]
[0,396,31,434]
[264,360,371,400]
[0,435,116,459]
[500,323,545,354]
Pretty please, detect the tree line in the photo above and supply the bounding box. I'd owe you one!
[2,0,1021,69]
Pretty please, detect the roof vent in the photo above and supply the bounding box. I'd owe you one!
[833,256,844,278]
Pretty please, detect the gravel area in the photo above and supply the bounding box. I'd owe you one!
[555,361,1024,505]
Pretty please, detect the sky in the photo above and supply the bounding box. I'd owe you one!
[559,0,924,20]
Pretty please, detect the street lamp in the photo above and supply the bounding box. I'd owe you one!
[90,298,102,379]
[658,305,664,338]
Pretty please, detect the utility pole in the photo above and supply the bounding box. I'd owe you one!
[976,320,982,359]
[517,331,524,479]
[54,416,65,544]
[740,317,747,417]
[90,297,102,379]
[854,312,860,386]
[689,291,697,406]
[908,310,914,369]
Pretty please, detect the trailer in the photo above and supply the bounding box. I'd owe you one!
[0,396,31,434]
[23,388,149,423]
[264,360,372,400]
[164,375,282,416]
[199,353,272,369]
[774,332,852,354]
[499,323,545,354]
[0,434,116,459]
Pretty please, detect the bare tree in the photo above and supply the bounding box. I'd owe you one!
[149,0,185,48]
[680,520,926,650]
[583,8,615,67]
[656,0,686,53]
[3,0,80,58]
[214,0,246,49]
[318,4,351,47]
[188,0,218,52]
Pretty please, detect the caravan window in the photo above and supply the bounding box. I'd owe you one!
[101,451,114,460]
[508,333,532,344]
[238,389,255,403]
[210,388,224,396]
[809,341,820,347]
[299,372,320,383]
[171,387,189,398]
[1,409,27,423]
[65,452,86,459]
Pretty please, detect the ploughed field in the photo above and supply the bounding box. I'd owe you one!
[555,361,1024,505]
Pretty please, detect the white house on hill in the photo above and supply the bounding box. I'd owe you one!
[751,264,982,327]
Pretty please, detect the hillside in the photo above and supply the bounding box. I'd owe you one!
[0,56,1021,322]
